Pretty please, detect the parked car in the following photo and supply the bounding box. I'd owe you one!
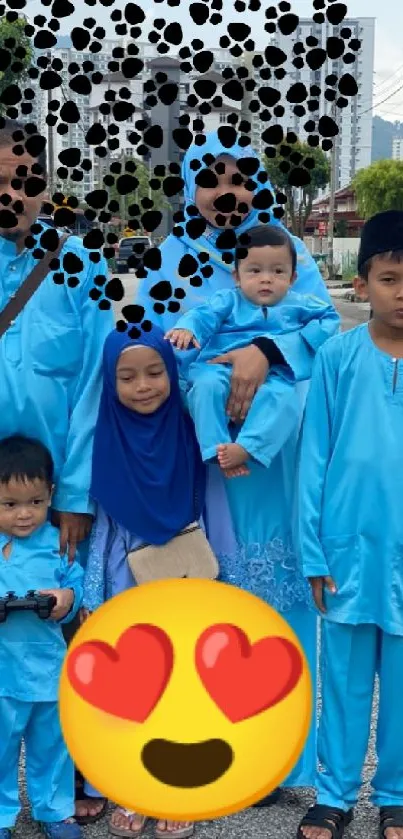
[115,235,152,273]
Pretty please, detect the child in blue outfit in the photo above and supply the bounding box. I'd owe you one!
[166,224,339,477]
[0,436,84,839]
[297,210,403,839]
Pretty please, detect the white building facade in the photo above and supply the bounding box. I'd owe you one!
[275,17,375,191]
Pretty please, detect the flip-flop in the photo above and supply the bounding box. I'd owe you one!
[108,809,149,837]
[154,823,194,838]
[75,793,108,826]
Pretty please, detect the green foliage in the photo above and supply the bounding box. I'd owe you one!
[105,156,168,226]
[353,159,403,218]
[264,140,330,238]
[0,17,33,112]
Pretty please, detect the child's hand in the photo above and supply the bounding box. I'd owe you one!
[80,607,92,624]
[309,576,337,613]
[39,587,74,621]
[165,328,200,350]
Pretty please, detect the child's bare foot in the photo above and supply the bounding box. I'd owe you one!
[217,443,250,478]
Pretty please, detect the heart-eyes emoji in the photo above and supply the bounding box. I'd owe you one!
[60,578,312,820]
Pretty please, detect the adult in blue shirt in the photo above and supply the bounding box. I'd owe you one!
[0,119,113,822]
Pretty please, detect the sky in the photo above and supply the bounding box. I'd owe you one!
[23,0,403,121]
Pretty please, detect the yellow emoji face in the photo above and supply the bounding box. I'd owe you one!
[60,579,312,820]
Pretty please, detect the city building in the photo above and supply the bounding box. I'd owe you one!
[275,17,375,192]
[392,138,403,160]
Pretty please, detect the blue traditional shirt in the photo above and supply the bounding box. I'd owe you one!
[0,522,83,701]
[297,324,403,635]
[0,222,114,515]
[174,287,340,379]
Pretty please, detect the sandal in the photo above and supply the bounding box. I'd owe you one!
[108,809,148,837]
[38,820,82,839]
[154,822,194,839]
[297,805,353,838]
[74,765,108,825]
[379,806,403,838]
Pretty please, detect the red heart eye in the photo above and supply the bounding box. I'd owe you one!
[67,623,174,722]
[195,623,303,722]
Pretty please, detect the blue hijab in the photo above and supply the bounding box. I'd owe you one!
[179,131,282,268]
[136,131,331,337]
[90,325,206,545]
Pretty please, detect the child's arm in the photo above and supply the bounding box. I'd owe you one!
[298,296,341,352]
[296,344,338,580]
[165,290,235,350]
[42,556,84,624]
[253,299,340,383]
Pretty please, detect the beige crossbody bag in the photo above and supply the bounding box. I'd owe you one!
[127,521,219,584]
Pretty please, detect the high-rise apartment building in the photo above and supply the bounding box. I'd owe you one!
[274,17,374,191]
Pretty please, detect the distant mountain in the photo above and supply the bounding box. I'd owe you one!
[372,115,403,161]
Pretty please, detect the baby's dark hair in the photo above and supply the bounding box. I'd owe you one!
[234,224,297,273]
[359,250,403,280]
[0,436,54,490]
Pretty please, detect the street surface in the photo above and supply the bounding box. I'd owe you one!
[17,275,376,839]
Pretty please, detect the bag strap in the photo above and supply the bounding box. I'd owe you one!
[0,232,71,340]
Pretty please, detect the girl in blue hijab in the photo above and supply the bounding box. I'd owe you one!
[82,324,205,839]
[136,131,335,803]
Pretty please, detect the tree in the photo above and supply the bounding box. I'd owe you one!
[352,159,403,218]
[103,156,168,228]
[264,140,330,239]
[334,218,348,238]
[0,17,33,112]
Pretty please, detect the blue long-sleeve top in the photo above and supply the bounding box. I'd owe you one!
[0,224,114,515]
[297,324,403,635]
[0,522,84,701]
[173,287,340,381]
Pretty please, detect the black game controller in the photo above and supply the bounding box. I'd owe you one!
[0,590,57,623]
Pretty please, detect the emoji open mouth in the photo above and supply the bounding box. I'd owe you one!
[141,738,234,787]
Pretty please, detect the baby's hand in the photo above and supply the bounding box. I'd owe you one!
[80,607,92,624]
[39,587,74,621]
[165,328,200,350]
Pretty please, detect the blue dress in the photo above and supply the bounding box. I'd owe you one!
[135,131,337,787]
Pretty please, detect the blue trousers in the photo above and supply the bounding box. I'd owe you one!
[317,621,403,810]
[187,363,297,468]
[0,697,74,827]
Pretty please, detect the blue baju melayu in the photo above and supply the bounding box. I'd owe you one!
[298,324,403,809]
[0,522,83,828]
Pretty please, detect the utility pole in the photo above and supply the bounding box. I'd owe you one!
[47,50,55,197]
[327,102,338,282]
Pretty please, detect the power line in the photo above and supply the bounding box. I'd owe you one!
[359,81,403,118]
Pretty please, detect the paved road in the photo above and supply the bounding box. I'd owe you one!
[17,277,376,839]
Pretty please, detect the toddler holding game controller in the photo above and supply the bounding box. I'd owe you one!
[0,435,84,839]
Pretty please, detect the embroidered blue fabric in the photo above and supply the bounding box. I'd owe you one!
[217,537,313,613]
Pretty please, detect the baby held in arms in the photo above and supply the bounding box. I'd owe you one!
[166,224,339,478]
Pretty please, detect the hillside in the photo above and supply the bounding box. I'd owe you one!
[372,115,403,161]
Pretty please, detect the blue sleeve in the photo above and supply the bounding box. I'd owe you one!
[269,299,340,382]
[52,252,114,516]
[296,345,337,578]
[172,291,234,346]
[58,555,84,624]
